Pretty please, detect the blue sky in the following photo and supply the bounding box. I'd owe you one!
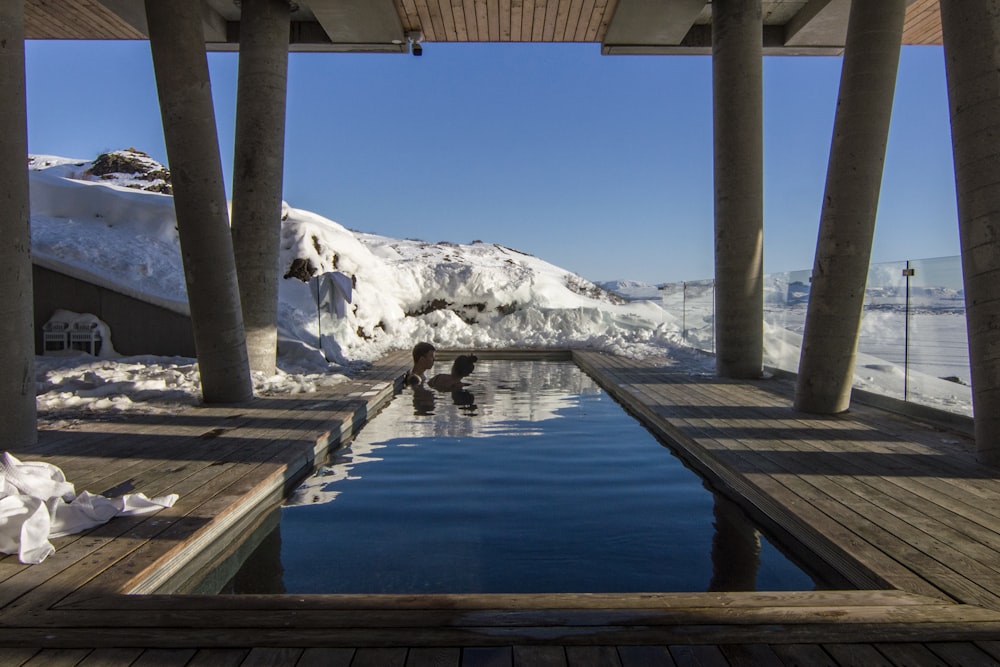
[25,40,956,284]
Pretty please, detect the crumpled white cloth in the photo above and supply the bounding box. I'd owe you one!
[0,451,179,564]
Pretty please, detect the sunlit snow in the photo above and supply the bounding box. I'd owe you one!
[27,150,970,421]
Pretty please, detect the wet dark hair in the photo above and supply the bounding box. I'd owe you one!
[412,341,435,363]
[451,354,478,378]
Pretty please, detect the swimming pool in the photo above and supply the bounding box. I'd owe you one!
[223,359,827,594]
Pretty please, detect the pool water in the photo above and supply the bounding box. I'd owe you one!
[224,359,826,594]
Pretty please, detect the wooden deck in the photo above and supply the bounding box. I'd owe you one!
[3,348,1000,666]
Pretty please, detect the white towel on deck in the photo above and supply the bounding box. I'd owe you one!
[0,452,178,564]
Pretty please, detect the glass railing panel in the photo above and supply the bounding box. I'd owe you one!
[763,269,811,373]
[663,255,970,417]
[656,282,686,332]
[901,256,972,416]
[856,260,908,400]
[679,279,716,354]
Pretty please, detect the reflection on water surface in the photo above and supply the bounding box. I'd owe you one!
[226,360,826,594]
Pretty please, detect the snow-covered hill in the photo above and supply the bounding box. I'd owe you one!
[29,151,710,418]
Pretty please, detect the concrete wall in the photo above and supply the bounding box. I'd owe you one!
[33,264,195,358]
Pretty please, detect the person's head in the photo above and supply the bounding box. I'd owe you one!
[451,354,477,379]
[412,342,436,371]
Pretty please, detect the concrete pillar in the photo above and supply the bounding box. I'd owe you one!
[232,0,290,376]
[0,0,37,446]
[940,2,1000,465]
[145,0,254,403]
[712,0,764,379]
[794,0,905,414]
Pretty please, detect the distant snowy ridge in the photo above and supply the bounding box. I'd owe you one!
[598,279,657,292]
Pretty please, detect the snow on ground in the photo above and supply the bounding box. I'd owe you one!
[29,151,718,420]
[27,150,972,421]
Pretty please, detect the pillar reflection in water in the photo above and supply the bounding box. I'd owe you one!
[708,492,761,592]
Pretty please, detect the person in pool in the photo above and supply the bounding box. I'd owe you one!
[428,354,478,392]
[404,341,436,386]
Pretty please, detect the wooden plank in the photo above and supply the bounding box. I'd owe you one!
[513,645,567,666]
[352,647,407,666]
[815,471,1000,589]
[412,0,440,40]
[236,647,303,667]
[683,427,993,602]
[398,0,422,31]
[462,0,479,40]
[20,649,92,667]
[438,0,459,40]
[462,646,513,666]
[521,0,535,41]
[551,0,571,41]
[978,640,1000,661]
[542,0,559,40]
[668,645,728,667]
[184,648,252,667]
[902,0,941,44]
[562,0,584,41]
[76,647,144,666]
[1,418,300,596]
[0,432,292,606]
[680,397,1000,587]
[589,0,616,42]
[768,643,837,666]
[476,0,490,41]
[615,646,674,667]
[0,450,259,610]
[582,0,607,43]
[718,644,785,667]
[296,648,355,667]
[59,589,949,612]
[564,646,620,666]
[500,0,512,40]
[531,0,547,40]
[666,380,1000,606]
[404,646,460,666]
[4,605,1000,647]
[510,0,523,40]
[489,0,501,39]
[19,601,1000,636]
[571,0,596,41]
[89,379,402,595]
[872,642,947,665]
[926,641,1000,665]
[0,648,42,666]
[822,643,893,666]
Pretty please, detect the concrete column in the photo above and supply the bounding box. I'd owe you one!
[712,0,764,379]
[145,0,254,403]
[0,0,37,446]
[794,0,905,414]
[940,2,1000,465]
[232,0,290,376]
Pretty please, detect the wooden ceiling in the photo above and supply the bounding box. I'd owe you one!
[23,0,942,53]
